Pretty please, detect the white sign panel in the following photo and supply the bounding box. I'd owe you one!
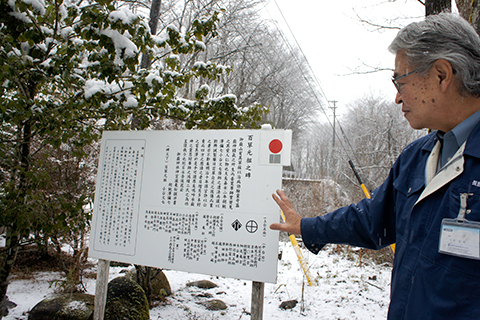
[89,129,291,283]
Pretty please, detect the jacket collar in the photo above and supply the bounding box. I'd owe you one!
[416,141,466,206]
[414,119,480,206]
[420,131,438,154]
[420,119,480,159]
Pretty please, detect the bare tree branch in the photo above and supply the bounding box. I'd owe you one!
[341,59,393,76]
[354,10,403,31]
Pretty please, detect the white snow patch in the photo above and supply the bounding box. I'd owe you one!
[21,0,45,14]
[123,96,138,108]
[65,300,89,312]
[99,29,138,65]
[145,72,163,86]
[83,79,108,99]
[4,244,391,320]
[108,7,138,25]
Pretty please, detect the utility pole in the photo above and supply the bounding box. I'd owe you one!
[329,100,337,148]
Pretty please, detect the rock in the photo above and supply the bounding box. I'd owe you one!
[125,268,172,297]
[197,299,228,311]
[110,261,131,268]
[186,280,218,289]
[279,299,298,310]
[4,298,16,310]
[28,293,94,320]
[1,296,16,317]
[104,276,149,320]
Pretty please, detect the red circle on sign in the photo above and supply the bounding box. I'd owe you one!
[269,139,283,154]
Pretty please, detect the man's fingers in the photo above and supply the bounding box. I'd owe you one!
[272,190,290,209]
[269,222,282,231]
[270,189,302,235]
[269,222,291,233]
[274,189,288,203]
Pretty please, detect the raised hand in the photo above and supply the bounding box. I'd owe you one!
[269,189,302,236]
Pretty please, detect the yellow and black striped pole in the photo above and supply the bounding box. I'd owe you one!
[281,210,315,286]
[348,160,395,252]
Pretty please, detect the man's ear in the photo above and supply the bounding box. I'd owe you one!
[433,59,455,92]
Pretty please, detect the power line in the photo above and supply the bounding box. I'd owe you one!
[210,3,325,131]
[206,0,366,180]
[266,1,372,183]
[268,1,359,162]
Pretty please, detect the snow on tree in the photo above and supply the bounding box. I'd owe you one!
[0,0,266,309]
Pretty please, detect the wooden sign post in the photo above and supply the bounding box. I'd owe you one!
[251,281,265,320]
[93,259,110,320]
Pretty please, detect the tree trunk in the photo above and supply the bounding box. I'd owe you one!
[470,2,480,36]
[0,229,19,318]
[140,0,162,69]
[456,0,472,21]
[135,265,153,305]
[0,118,32,318]
[134,0,162,130]
[455,0,480,36]
[425,0,451,16]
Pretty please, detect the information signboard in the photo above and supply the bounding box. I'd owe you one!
[89,129,291,283]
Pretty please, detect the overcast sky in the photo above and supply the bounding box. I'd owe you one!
[261,0,427,116]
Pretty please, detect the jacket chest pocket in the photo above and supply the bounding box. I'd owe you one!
[393,174,425,242]
[420,182,480,279]
[449,184,480,222]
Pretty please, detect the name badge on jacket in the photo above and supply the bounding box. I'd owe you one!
[439,193,480,260]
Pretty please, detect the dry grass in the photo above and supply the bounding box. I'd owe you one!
[1,244,94,286]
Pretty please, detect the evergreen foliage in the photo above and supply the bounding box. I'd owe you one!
[0,0,267,309]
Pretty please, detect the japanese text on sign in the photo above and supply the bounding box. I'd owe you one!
[90,129,291,283]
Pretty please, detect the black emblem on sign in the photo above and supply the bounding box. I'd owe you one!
[232,219,242,231]
[246,220,258,233]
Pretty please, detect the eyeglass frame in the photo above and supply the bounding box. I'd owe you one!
[392,69,419,93]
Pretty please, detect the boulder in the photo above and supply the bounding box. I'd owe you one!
[279,299,298,310]
[1,296,17,317]
[197,299,228,311]
[28,293,94,320]
[104,276,149,320]
[186,279,218,289]
[125,268,172,297]
[195,292,213,298]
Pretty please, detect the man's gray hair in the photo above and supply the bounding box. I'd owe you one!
[389,12,480,97]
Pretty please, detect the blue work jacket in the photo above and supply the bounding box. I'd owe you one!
[301,122,480,320]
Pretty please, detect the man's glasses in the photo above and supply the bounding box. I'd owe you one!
[392,69,419,93]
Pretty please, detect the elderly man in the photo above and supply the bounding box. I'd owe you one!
[271,12,480,319]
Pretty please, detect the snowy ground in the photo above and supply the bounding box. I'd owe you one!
[4,242,392,320]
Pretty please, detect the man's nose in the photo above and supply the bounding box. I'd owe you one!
[394,91,403,104]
